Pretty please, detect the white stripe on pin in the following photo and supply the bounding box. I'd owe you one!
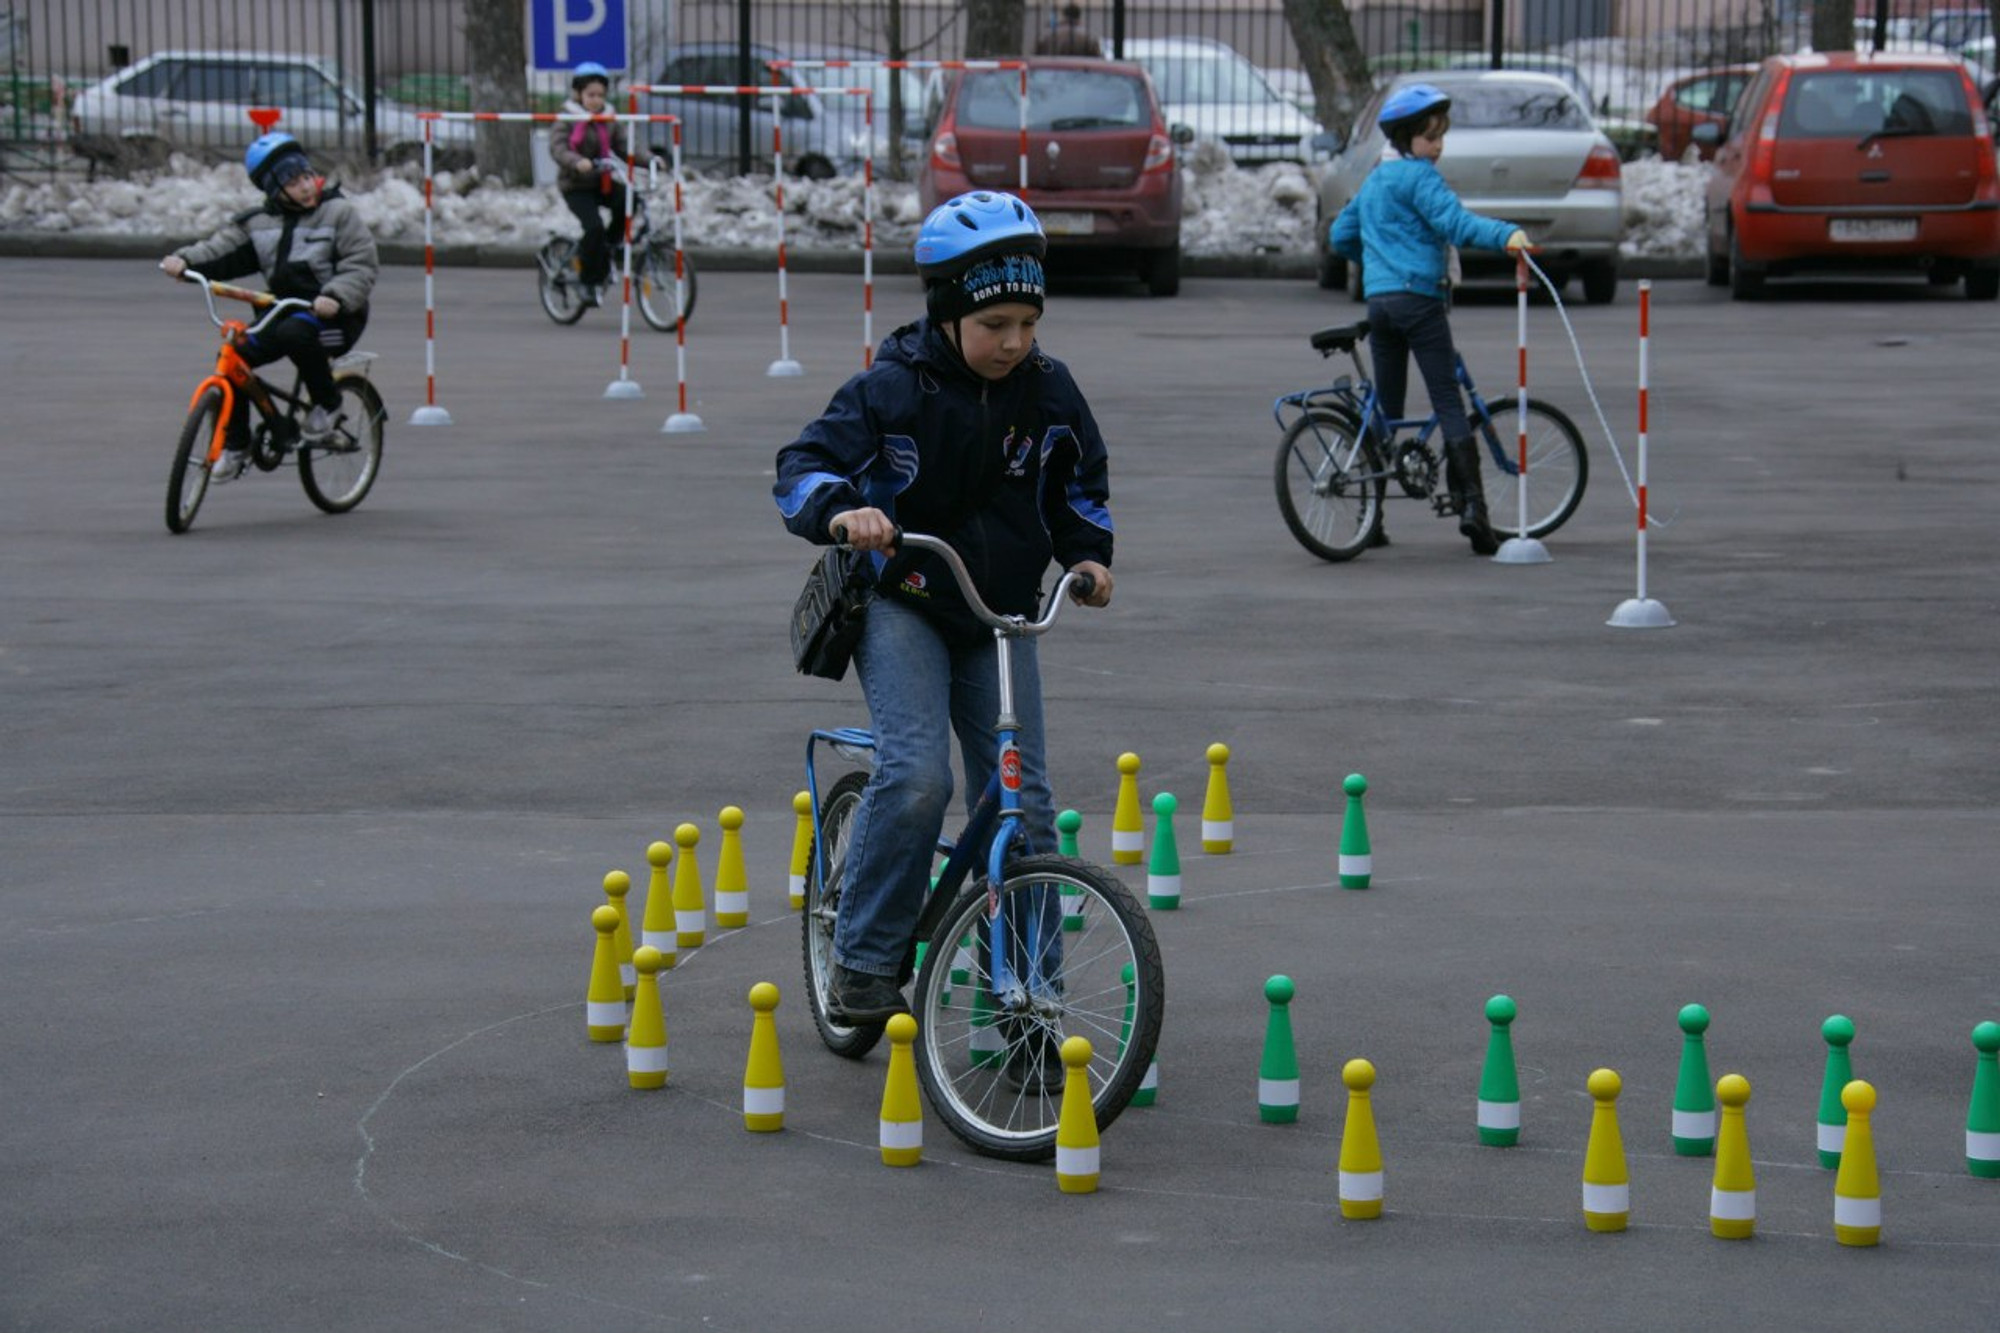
[1477,1099,1521,1129]
[1339,1170,1384,1201]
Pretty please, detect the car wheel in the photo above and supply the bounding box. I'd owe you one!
[1345,254,1365,304]
[1580,260,1618,305]
[1967,267,2000,301]
[1728,233,1764,301]
[1144,242,1181,298]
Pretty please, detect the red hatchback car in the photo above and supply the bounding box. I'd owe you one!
[919,57,1184,296]
[1699,52,2000,299]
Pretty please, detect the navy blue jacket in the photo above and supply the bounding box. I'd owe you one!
[774,318,1114,641]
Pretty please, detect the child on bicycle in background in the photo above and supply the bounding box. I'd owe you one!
[162,132,378,482]
[1330,83,1529,556]
[549,60,626,308]
[774,191,1115,1026]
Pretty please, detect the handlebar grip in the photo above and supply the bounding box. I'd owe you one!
[1072,572,1097,600]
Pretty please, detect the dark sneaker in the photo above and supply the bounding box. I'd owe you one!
[1003,1021,1064,1096]
[828,964,909,1025]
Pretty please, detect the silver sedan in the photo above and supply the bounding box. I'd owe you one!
[1315,70,1625,303]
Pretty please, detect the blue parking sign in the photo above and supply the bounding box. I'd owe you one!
[530,0,627,73]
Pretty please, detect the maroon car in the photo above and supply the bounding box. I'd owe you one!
[919,57,1185,296]
[1646,64,1756,161]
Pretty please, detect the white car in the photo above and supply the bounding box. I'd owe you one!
[1122,36,1321,164]
[69,49,474,171]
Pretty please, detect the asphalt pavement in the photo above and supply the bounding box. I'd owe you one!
[2,255,1997,1331]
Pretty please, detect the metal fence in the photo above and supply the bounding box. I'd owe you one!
[4,0,1993,178]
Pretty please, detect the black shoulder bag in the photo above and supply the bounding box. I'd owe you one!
[789,545,874,681]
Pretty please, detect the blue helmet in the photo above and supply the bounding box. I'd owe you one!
[244,131,309,191]
[1377,82,1451,128]
[913,191,1047,280]
[571,60,611,90]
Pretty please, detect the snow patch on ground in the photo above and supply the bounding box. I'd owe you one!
[0,149,1709,260]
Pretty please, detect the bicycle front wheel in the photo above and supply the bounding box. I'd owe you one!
[299,376,385,514]
[911,854,1163,1162]
[1477,399,1589,539]
[801,770,886,1060]
[637,246,697,331]
[166,385,223,535]
[537,240,588,325]
[1274,406,1384,562]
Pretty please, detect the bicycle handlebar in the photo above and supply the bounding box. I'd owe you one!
[167,266,314,335]
[832,527,1094,637]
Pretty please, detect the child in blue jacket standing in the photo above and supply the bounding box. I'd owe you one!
[1331,83,1529,555]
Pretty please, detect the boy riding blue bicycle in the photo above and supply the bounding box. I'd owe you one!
[774,191,1113,1027]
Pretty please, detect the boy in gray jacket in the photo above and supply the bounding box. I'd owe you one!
[162,132,379,481]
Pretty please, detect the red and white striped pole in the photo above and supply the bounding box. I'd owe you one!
[862,90,876,368]
[768,88,803,377]
[1608,278,1674,626]
[662,116,703,433]
[604,113,644,400]
[1493,252,1551,563]
[409,116,451,425]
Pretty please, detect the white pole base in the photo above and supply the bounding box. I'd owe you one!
[1492,536,1552,564]
[1608,597,1676,628]
[408,405,453,426]
[663,412,706,434]
[767,359,804,378]
[603,379,645,400]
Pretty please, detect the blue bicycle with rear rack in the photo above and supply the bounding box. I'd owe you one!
[1273,319,1589,561]
[800,532,1165,1162]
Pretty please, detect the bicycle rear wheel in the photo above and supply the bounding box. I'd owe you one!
[299,376,385,514]
[801,770,886,1060]
[165,385,223,534]
[537,239,588,325]
[1477,399,1589,539]
[1274,405,1385,562]
[637,246,697,331]
[911,854,1163,1162]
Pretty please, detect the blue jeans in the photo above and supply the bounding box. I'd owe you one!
[837,597,1054,977]
[1366,291,1472,441]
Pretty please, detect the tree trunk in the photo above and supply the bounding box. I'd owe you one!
[465,0,531,184]
[1282,0,1374,142]
[1812,0,1856,53]
[964,0,1028,58]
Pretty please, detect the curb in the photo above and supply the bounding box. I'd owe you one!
[0,230,1706,281]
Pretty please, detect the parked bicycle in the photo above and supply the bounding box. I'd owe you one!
[801,532,1164,1162]
[536,159,697,331]
[165,270,385,536]
[1273,320,1588,562]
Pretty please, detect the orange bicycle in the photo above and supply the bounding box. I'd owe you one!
[165,269,386,535]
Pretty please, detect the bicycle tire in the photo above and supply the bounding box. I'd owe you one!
[1274,405,1385,562]
[637,245,697,331]
[801,770,887,1060]
[537,239,588,325]
[298,376,385,515]
[910,854,1163,1162]
[165,385,223,535]
[1476,398,1589,540]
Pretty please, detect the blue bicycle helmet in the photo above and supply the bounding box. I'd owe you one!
[571,60,611,91]
[913,191,1048,280]
[244,131,310,191]
[1377,82,1451,128]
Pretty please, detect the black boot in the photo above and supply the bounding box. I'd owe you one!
[1444,437,1500,556]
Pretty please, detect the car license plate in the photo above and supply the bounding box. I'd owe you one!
[1829,218,1917,242]
[1039,211,1095,237]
